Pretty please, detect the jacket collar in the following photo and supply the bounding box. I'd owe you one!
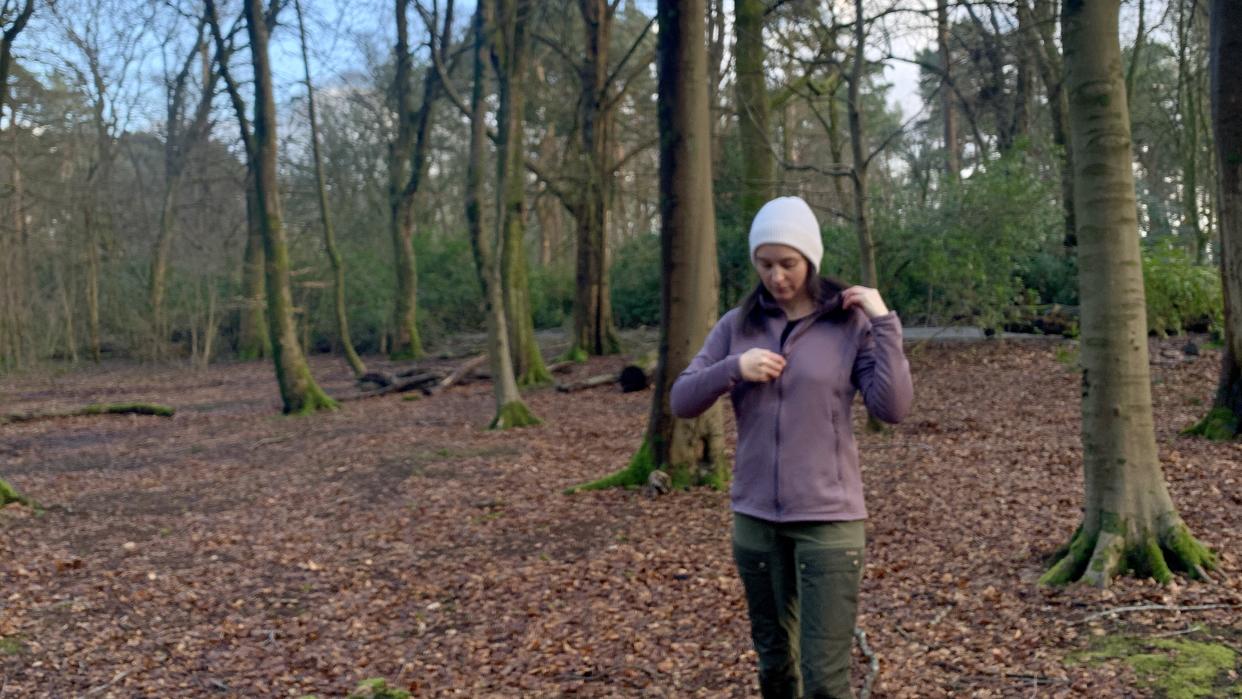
[756,283,843,320]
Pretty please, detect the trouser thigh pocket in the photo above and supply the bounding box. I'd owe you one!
[795,547,864,699]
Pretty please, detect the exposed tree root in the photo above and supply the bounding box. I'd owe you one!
[1182,406,1240,441]
[1041,515,1217,587]
[489,401,540,430]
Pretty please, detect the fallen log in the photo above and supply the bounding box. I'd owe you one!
[439,354,487,389]
[341,371,444,402]
[0,402,175,425]
[556,373,618,392]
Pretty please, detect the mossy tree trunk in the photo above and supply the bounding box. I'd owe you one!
[1041,0,1215,587]
[238,174,270,360]
[294,0,365,378]
[735,0,771,225]
[468,0,538,429]
[209,0,334,413]
[1187,0,1242,440]
[386,0,453,361]
[242,0,335,414]
[490,0,550,386]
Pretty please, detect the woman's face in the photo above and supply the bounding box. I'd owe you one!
[754,244,811,304]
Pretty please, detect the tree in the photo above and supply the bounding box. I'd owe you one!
[1187,0,1242,440]
[293,0,365,377]
[0,0,34,509]
[847,0,876,288]
[735,0,772,224]
[1040,0,1215,587]
[467,0,538,429]
[387,0,451,360]
[207,0,335,414]
[574,0,726,491]
[489,0,551,385]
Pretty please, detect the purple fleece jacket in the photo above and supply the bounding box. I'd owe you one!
[670,292,913,522]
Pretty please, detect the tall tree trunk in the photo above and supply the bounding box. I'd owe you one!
[937,0,959,183]
[849,0,876,288]
[243,0,335,414]
[571,0,621,359]
[1188,0,1242,440]
[581,0,726,491]
[1176,0,1204,262]
[468,0,537,429]
[1041,0,1215,587]
[388,0,424,360]
[491,0,550,385]
[735,0,772,223]
[295,0,365,377]
[238,173,270,359]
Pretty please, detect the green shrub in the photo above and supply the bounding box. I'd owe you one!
[872,149,1062,327]
[611,232,661,327]
[1142,239,1222,336]
[414,232,485,341]
[529,262,574,330]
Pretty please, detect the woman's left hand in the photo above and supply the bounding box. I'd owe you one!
[841,286,890,318]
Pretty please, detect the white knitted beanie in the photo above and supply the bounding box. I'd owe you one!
[748,196,823,273]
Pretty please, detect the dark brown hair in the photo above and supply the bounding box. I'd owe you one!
[738,265,849,336]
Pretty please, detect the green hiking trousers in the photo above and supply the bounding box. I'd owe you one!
[732,512,865,699]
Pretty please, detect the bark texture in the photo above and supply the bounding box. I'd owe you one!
[579,0,726,491]
[238,0,335,414]
[1042,0,1214,587]
[468,0,538,429]
[491,0,550,386]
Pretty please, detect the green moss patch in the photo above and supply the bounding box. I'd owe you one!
[1068,633,1239,699]
[0,636,26,655]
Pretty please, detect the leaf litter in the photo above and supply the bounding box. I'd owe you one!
[1,337,1240,697]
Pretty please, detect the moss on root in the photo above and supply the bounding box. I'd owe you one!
[566,438,730,494]
[1182,406,1239,441]
[566,438,655,493]
[489,400,541,430]
[1041,517,1217,587]
[517,365,554,389]
[560,346,589,363]
[0,478,37,510]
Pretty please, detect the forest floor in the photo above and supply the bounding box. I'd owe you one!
[1,333,1241,698]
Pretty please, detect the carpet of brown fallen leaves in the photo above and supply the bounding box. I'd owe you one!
[2,336,1241,698]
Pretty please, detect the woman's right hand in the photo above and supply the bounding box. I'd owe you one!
[739,348,786,382]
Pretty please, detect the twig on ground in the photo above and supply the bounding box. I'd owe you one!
[1075,603,1242,625]
[1149,624,1202,638]
[854,627,879,699]
[85,670,131,696]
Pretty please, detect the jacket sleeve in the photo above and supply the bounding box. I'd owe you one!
[670,311,743,418]
[850,311,913,423]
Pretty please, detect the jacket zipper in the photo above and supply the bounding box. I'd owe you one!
[774,371,782,518]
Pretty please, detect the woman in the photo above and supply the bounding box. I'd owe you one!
[670,196,913,699]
